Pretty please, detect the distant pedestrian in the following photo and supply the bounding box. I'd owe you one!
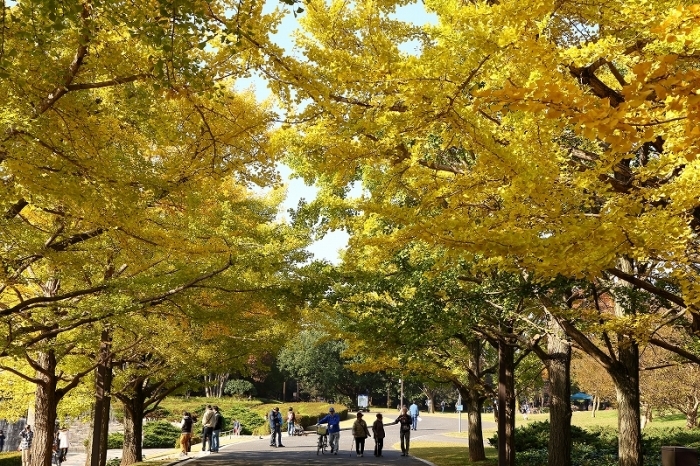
[0,429,5,452]
[352,412,371,457]
[19,425,33,466]
[58,427,69,462]
[180,411,193,456]
[233,419,241,436]
[371,413,385,457]
[389,406,412,456]
[441,400,446,413]
[287,407,296,436]
[201,405,215,452]
[409,402,419,430]
[269,407,284,447]
[317,406,341,454]
[211,406,223,452]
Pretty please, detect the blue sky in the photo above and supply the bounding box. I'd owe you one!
[239,1,436,263]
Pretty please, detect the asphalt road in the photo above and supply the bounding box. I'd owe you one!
[60,411,492,466]
[184,411,492,466]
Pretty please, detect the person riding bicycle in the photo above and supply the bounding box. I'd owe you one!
[317,406,341,455]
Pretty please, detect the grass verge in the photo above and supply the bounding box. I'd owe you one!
[409,441,497,466]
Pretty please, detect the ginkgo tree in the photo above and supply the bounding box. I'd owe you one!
[250,1,700,465]
[0,2,312,466]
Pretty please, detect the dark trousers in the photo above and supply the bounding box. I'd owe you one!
[374,437,383,456]
[400,429,410,454]
[355,437,366,455]
[202,427,213,451]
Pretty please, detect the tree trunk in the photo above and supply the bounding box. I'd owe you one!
[466,338,486,461]
[613,256,643,466]
[89,331,113,466]
[120,389,146,466]
[684,399,698,429]
[498,338,515,466]
[31,351,59,466]
[592,394,598,418]
[546,317,572,466]
[613,366,642,466]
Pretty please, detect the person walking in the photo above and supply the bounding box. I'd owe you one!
[211,406,223,452]
[179,411,193,457]
[317,406,341,455]
[58,427,69,462]
[409,401,420,430]
[440,400,446,413]
[351,412,371,457]
[287,407,296,436]
[371,413,385,457]
[201,405,215,452]
[19,425,33,466]
[390,406,412,456]
[233,419,241,436]
[268,407,284,447]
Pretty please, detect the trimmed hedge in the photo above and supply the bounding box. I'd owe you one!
[143,421,181,448]
[107,432,124,449]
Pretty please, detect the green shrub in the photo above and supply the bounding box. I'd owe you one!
[224,380,256,397]
[106,458,121,466]
[107,432,124,449]
[146,407,171,420]
[143,421,181,448]
[223,406,265,435]
[488,421,615,452]
[0,452,22,466]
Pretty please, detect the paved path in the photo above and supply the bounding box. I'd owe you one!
[62,412,493,466]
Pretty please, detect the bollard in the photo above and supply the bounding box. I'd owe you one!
[661,446,699,466]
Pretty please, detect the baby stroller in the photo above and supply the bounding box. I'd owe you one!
[52,441,62,466]
[315,424,328,455]
[293,423,306,436]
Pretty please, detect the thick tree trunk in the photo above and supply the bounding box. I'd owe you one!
[466,338,486,461]
[466,391,486,461]
[546,318,572,466]
[613,256,643,466]
[89,331,113,466]
[613,366,642,466]
[31,351,59,466]
[498,338,515,466]
[120,390,145,466]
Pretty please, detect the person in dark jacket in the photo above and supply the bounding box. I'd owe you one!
[268,407,284,447]
[390,407,412,456]
[211,406,223,452]
[180,412,193,456]
[372,413,385,457]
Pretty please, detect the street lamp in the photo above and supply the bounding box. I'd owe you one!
[399,379,404,410]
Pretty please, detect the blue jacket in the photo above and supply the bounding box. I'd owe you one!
[269,410,282,429]
[409,404,419,417]
[318,413,341,433]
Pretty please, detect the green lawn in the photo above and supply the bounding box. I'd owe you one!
[410,441,498,466]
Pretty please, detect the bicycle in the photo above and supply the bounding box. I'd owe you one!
[316,425,328,455]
